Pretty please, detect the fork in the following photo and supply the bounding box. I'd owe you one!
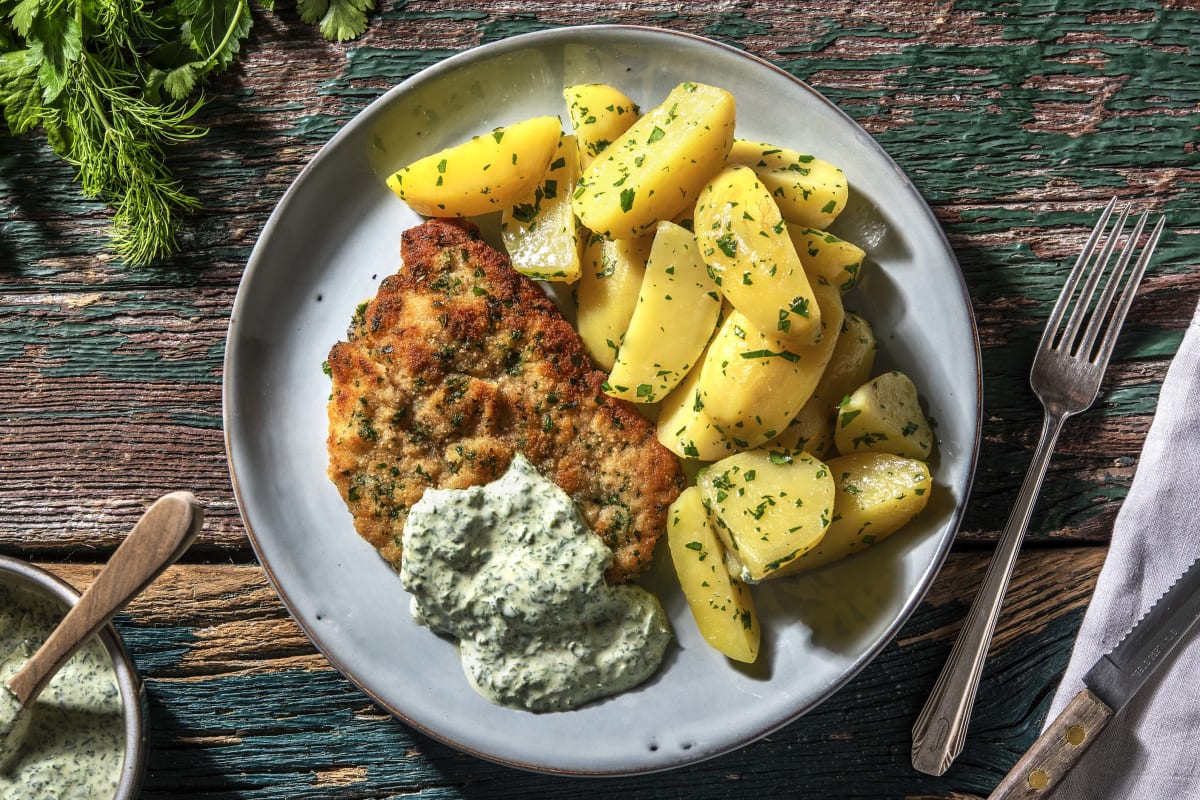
[911,197,1167,776]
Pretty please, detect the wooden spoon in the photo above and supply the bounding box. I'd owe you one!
[0,491,203,769]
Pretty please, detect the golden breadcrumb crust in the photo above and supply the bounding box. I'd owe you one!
[326,218,683,582]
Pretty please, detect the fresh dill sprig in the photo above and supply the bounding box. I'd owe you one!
[72,53,208,265]
[0,0,376,267]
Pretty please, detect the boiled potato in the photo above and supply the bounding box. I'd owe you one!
[772,396,836,459]
[812,312,877,411]
[387,116,562,217]
[766,313,875,455]
[501,134,582,282]
[834,371,933,460]
[776,453,932,574]
[656,306,762,463]
[728,139,848,230]
[605,221,722,403]
[575,233,653,370]
[656,345,741,462]
[667,487,760,663]
[698,448,835,582]
[788,225,866,293]
[573,82,735,239]
[563,83,640,169]
[697,280,845,439]
[694,165,821,345]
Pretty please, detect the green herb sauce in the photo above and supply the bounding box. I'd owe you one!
[400,454,672,712]
[0,582,124,799]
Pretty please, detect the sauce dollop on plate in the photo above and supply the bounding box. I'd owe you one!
[401,454,671,712]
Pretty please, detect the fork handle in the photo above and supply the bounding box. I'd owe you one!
[912,411,1066,776]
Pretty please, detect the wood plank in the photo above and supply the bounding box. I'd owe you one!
[32,544,1102,798]
[0,294,1174,553]
[2,2,1195,557]
[3,3,1197,284]
[1,1,1196,797]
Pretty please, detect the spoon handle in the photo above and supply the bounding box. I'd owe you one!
[6,491,203,706]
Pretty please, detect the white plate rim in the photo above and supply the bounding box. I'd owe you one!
[223,23,983,776]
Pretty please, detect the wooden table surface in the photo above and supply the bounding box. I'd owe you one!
[2,1,1198,797]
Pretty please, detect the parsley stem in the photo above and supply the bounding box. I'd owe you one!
[197,0,248,71]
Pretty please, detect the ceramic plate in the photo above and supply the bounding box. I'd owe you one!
[225,25,981,775]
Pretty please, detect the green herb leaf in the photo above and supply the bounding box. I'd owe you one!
[740,349,800,362]
[28,11,82,103]
[715,232,737,258]
[10,0,39,37]
[176,0,252,72]
[163,63,200,100]
[296,0,375,42]
[0,50,43,134]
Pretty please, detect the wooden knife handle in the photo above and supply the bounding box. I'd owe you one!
[988,688,1114,800]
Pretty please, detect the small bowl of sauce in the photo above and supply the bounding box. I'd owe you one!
[0,555,145,799]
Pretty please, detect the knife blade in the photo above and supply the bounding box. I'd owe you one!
[988,554,1200,800]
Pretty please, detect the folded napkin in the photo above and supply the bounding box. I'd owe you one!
[1044,299,1200,800]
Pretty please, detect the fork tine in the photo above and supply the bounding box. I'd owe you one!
[1039,197,1118,349]
[1058,202,1131,353]
[1091,214,1166,367]
[1076,210,1148,360]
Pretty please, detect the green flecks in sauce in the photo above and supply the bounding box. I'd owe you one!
[400,455,671,713]
[0,583,124,798]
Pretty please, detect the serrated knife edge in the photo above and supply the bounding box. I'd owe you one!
[1083,554,1200,709]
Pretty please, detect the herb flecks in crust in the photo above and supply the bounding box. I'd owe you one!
[326,218,684,582]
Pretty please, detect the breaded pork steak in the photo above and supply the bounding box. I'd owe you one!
[326,218,684,582]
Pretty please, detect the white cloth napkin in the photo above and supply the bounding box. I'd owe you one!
[1043,299,1200,800]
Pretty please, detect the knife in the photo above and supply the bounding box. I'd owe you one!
[988,554,1200,799]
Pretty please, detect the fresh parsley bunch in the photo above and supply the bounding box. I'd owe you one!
[0,0,375,266]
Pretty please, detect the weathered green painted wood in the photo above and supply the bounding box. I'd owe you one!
[34,547,1098,799]
[1,1,1197,797]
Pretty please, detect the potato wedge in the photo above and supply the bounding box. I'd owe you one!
[728,139,848,229]
[772,396,836,460]
[813,312,877,411]
[605,221,722,403]
[656,349,738,462]
[777,453,931,574]
[834,371,934,460]
[575,233,653,370]
[667,486,760,663]
[501,134,582,282]
[387,116,562,217]
[563,83,640,169]
[698,448,835,582]
[698,280,845,438]
[573,82,735,239]
[694,165,821,345]
[788,225,866,293]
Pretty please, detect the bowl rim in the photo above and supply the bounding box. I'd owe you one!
[0,555,147,799]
